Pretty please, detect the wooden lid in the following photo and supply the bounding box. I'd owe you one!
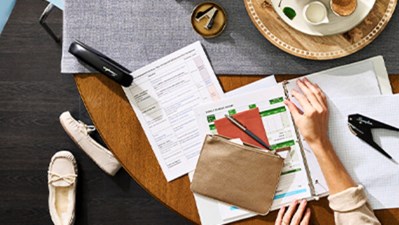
[191,2,227,38]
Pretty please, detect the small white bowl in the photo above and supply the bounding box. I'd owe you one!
[303,1,329,25]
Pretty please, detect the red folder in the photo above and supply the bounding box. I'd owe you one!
[214,108,269,148]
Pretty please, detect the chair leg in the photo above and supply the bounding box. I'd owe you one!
[39,3,61,43]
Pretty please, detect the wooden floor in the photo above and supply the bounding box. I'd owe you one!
[0,1,191,224]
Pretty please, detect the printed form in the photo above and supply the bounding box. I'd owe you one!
[123,42,224,181]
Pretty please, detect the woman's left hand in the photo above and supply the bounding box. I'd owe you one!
[275,199,311,225]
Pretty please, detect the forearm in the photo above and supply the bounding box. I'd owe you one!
[310,139,356,195]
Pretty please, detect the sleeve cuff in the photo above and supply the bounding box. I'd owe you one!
[328,185,368,212]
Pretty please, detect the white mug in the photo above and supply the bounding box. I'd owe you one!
[303,1,329,25]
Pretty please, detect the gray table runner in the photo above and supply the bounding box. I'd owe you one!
[62,0,399,75]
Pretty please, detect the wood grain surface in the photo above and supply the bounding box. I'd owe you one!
[74,73,399,224]
[243,0,397,60]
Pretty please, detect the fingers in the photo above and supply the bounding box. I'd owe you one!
[284,100,302,120]
[300,208,311,225]
[292,89,313,113]
[276,200,311,225]
[291,200,308,225]
[303,78,328,110]
[297,79,324,112]
[275,206,286,225]
[296,79,323,113]
[282,200,299,225]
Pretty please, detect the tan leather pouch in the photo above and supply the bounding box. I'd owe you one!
[191,134,284,215]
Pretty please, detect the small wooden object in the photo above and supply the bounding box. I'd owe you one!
[244,0,397,60]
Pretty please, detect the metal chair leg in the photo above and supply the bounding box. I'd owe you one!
[39,3,61,43]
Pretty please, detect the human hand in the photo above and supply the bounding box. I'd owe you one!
[275,199,311,225]
[284,78,330,149]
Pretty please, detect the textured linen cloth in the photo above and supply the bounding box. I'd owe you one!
[61,0,399,75]
[328,185,381,225]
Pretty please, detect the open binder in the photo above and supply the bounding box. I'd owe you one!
[191,56,390,225]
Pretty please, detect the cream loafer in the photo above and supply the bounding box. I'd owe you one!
[59,111,122,176]
[48,151,77,225]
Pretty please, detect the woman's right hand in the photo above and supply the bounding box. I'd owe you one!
[285,78,356,195]
[284,78,330,151]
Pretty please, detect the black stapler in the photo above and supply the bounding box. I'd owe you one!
[69,40,133,87]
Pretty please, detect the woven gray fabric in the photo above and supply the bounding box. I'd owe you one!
[62,0,399,75]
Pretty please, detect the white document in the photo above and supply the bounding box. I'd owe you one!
[189,76,277,225]
[123,42,224,181]
[328,95,399,209]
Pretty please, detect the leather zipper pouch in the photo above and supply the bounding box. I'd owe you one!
[191,134,284,215]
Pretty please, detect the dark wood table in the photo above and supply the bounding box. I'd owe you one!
[74,74,399,224]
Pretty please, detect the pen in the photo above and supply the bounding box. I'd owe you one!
[225,114,272,150]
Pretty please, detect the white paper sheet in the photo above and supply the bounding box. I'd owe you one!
[123,42,224,181]
[328,95,399,209]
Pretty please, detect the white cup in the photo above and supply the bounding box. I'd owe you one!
[303,1,329,25]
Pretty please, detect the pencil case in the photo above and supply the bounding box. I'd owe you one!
[190,134,284,215]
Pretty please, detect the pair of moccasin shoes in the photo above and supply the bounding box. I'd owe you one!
[48,112,122,225]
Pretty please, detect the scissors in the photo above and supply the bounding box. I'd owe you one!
[348,113,399,164]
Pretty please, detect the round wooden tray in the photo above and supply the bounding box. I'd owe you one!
[244,0,397,60]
